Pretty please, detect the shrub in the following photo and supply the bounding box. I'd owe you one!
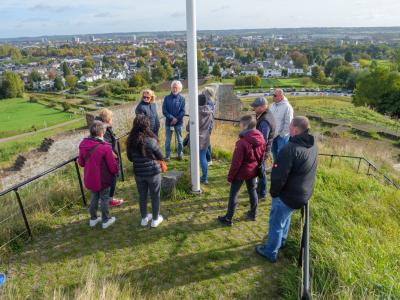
[47,101,56,108]
[29,95,39,103]
[80,99,92,105]
[103,99,112,107]
[61,102,72,112]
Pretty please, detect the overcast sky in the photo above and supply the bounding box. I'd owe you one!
[1,0,400,38]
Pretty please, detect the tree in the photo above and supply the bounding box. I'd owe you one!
[0,71,25,99]
[332,65,356,89]
[82,56,95,68]
[257,67,264,77]
[311,66,326,82]
[129,73,146,87]
[151,62,167,82]
[291,51,308,68]
[324,58,345,77]
[211,64,221,77]
[62,62,72,77]
[65,75,78,91]
[197,60,209,78]
[235,75,261,87]
[28,70,42,89]
[344,51,353,63]
[61,102,72,112]
[353,65,400,117]
[54,76,65,91]
[136,58,145,68]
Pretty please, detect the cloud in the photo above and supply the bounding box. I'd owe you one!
[212,4,230,13]
[30,3,73,13]
[170,11,185,18]
[93,12,115,18]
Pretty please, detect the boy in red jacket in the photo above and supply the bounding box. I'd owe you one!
[218,115,266,226]
[78,121,119,229]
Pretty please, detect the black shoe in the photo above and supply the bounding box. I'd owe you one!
[177,156,183,161]
[218,216,232,226]
[245,211,256,221]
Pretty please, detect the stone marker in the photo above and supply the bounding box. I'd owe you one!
[162,170,185,195]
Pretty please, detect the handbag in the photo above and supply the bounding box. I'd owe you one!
[252,146,266,178]
[159,160,168,173]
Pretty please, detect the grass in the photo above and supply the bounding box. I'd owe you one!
[241,96,400,133]
[0,98,79,138]
[0,120,399,299]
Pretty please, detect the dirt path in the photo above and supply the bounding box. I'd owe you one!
[0,118,84,144]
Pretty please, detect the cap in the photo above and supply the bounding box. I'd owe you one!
[250,96,268,107]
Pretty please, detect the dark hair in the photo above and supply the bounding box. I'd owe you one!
[240,115,256,130]
[126,115,157,157]
[198,94,207,106]
[90,120,105,137]
[292,116,310,133]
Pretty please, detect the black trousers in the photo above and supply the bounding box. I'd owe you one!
[226,178,258,220]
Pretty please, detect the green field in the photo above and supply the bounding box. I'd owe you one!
[0,98,79,138]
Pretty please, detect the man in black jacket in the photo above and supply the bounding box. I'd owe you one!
[256,116,317,262]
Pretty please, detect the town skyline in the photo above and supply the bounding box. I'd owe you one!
[2,0,400,39]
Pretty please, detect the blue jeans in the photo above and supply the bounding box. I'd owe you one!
[261,197,293,260]
[206,145,212,162]
[257,160,267,197]
[165,125,183,158]
[272,135,290,162]
[200,148,208,182]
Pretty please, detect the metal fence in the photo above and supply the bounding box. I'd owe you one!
[0,116,398,299]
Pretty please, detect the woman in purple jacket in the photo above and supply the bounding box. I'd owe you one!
[78,121,119,229]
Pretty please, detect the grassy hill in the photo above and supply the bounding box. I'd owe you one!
[0,132,399,299]
[0,98,79,139]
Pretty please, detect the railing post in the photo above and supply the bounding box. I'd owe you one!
[117,140,125,182]
[329,155,333,168]
[301,203,311,300]
[74,159,87,206]
[357,158,362,173]
[367,163,371,176]
[14,189,32,238]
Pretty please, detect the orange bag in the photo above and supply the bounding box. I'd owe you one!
[159,160,168,173]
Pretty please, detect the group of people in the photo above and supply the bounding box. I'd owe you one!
[78,80,318,263]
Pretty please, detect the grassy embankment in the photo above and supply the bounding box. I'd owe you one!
[0,120,399,299]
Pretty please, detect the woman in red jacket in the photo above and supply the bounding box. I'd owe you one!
[218,115,266,226]
[78,121,119,229]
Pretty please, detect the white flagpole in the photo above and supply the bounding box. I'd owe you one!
[186,0,201,193]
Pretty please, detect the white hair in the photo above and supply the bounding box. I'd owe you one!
[203,87,215,102]
[171,80,183,91]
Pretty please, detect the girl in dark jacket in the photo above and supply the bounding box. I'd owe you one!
[135,89,160,136]
[126,115,164,227]
[218,115,266,226]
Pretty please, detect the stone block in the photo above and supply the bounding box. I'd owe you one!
[161,170,185,195]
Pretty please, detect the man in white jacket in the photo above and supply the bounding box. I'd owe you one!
[269,89,294,161]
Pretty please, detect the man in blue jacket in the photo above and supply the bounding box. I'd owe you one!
[162,80,186,160]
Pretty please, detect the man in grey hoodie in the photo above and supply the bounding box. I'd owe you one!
[269,89,294,162]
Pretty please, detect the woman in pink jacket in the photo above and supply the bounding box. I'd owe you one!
[78,121,119,229]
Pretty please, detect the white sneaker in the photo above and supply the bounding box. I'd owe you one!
[140,214,153,226]
[102,217,116,229]
[208,160,213,166]
[89,217,101,227]
[151,215,164,228]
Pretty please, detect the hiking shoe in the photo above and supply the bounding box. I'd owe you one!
[102,217,116,229]
[177,155,183,161]
[258,196,267,202]
[200,178,209,185]
[245,211,256,221]
[151,215,164,228]
[141,214,153,226]
[208,160,213,166]
[255,244,277,263]
[217,215,232,226]
[109,198,124,207]
[165,157,171,162]
[89,217,102,227]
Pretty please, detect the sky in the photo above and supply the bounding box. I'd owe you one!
[1,0,400,38]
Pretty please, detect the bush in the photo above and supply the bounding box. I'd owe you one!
[235,75,261,87]
[80,99,92,105]
[47,101,56,108]
[65,95,74,100]
[103,99,112,107]
[61,102,72,112]
[29,95,39,103]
